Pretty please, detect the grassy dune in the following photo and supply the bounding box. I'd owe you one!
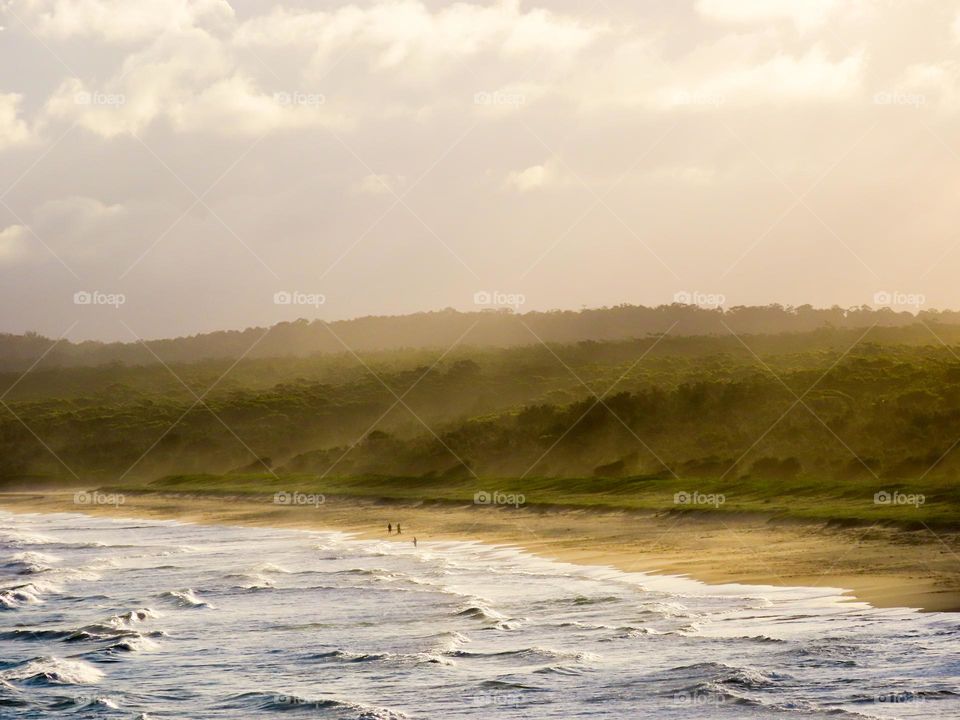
[102,472,959,529]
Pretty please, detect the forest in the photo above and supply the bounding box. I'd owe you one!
[3,306,959,524]
[5,302,960,370]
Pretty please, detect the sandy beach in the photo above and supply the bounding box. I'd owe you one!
[2,490,958,612]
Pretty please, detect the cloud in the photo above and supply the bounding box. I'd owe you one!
[0,225,28,264]
[696,0,842,31]
[37,196,123,224]
[237,1,600,68]
[878,62,960,113]
[9,0,235,42]
[43,50,344,138]
[504,159,569,192]
[570,37,863,112]
[687,46,864,104]
[0,93,33,150]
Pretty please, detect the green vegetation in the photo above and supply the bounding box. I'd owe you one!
[5,302,960,371]
[4,306,960,527]
[103,472,956,528]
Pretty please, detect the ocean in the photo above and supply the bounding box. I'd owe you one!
[1,510,957,719]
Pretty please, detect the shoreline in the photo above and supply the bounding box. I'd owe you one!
[2,490,959,612]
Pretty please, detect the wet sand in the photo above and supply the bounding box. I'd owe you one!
[2,490,959,612]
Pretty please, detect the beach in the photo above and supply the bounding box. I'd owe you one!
[1,490,957,612]
[7,505,959,718]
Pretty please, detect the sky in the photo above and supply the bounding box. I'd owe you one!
[1,0,959,341]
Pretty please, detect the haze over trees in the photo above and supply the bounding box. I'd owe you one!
[2,303,959,371]
[3,305,960,514]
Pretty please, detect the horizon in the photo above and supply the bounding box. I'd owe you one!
[0,298,951,344]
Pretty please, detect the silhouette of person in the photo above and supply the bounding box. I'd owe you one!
[388,523,392,533]
[397,523,402,534]
[413,537,417,547]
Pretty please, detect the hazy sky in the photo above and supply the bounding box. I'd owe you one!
[1,0,959,340]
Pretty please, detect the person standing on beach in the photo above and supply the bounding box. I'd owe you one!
[413,537,417,547]
[388,523,392,533]
[397,523,402,534]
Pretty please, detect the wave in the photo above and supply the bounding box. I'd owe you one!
[637,600,697,619]
[160,589,214,608]
[532,665,584,676]
[572,595,621,606]
[305,649,456,667]
[1,656,104,685]
[332,567,407,581]
[0,529,57,546]
[449,646,600,663]
[2,551,59,574]
[219,691,408,717]
[455,604,507,623]
[306,649,389,663]
[670,661,788,687]
[430,630,471,653]
[2,609,163,659]
[0,583,47,609]
[49,695,121,711]
[99,634,161,655]
[478,679,541,691]
[108,608,160,628]
[225,572,277,590]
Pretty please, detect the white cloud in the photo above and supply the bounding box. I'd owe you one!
[696,0,842,32]
[571,37,863,112]
[504,159,569,193]
[880,62,960,113]
[43,40,345,138]
[0,93,33,150]
[689,46,863,103]
[171,75,344,135]
[237,1,601,73]
[37,196,123,223]
[0,225,28,264]
[11,0,235,42]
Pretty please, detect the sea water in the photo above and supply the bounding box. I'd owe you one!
[1,510,957,718]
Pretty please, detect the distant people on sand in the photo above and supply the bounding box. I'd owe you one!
[396,523,402,534]
[413,537,417,547]
[387,523,392,533]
